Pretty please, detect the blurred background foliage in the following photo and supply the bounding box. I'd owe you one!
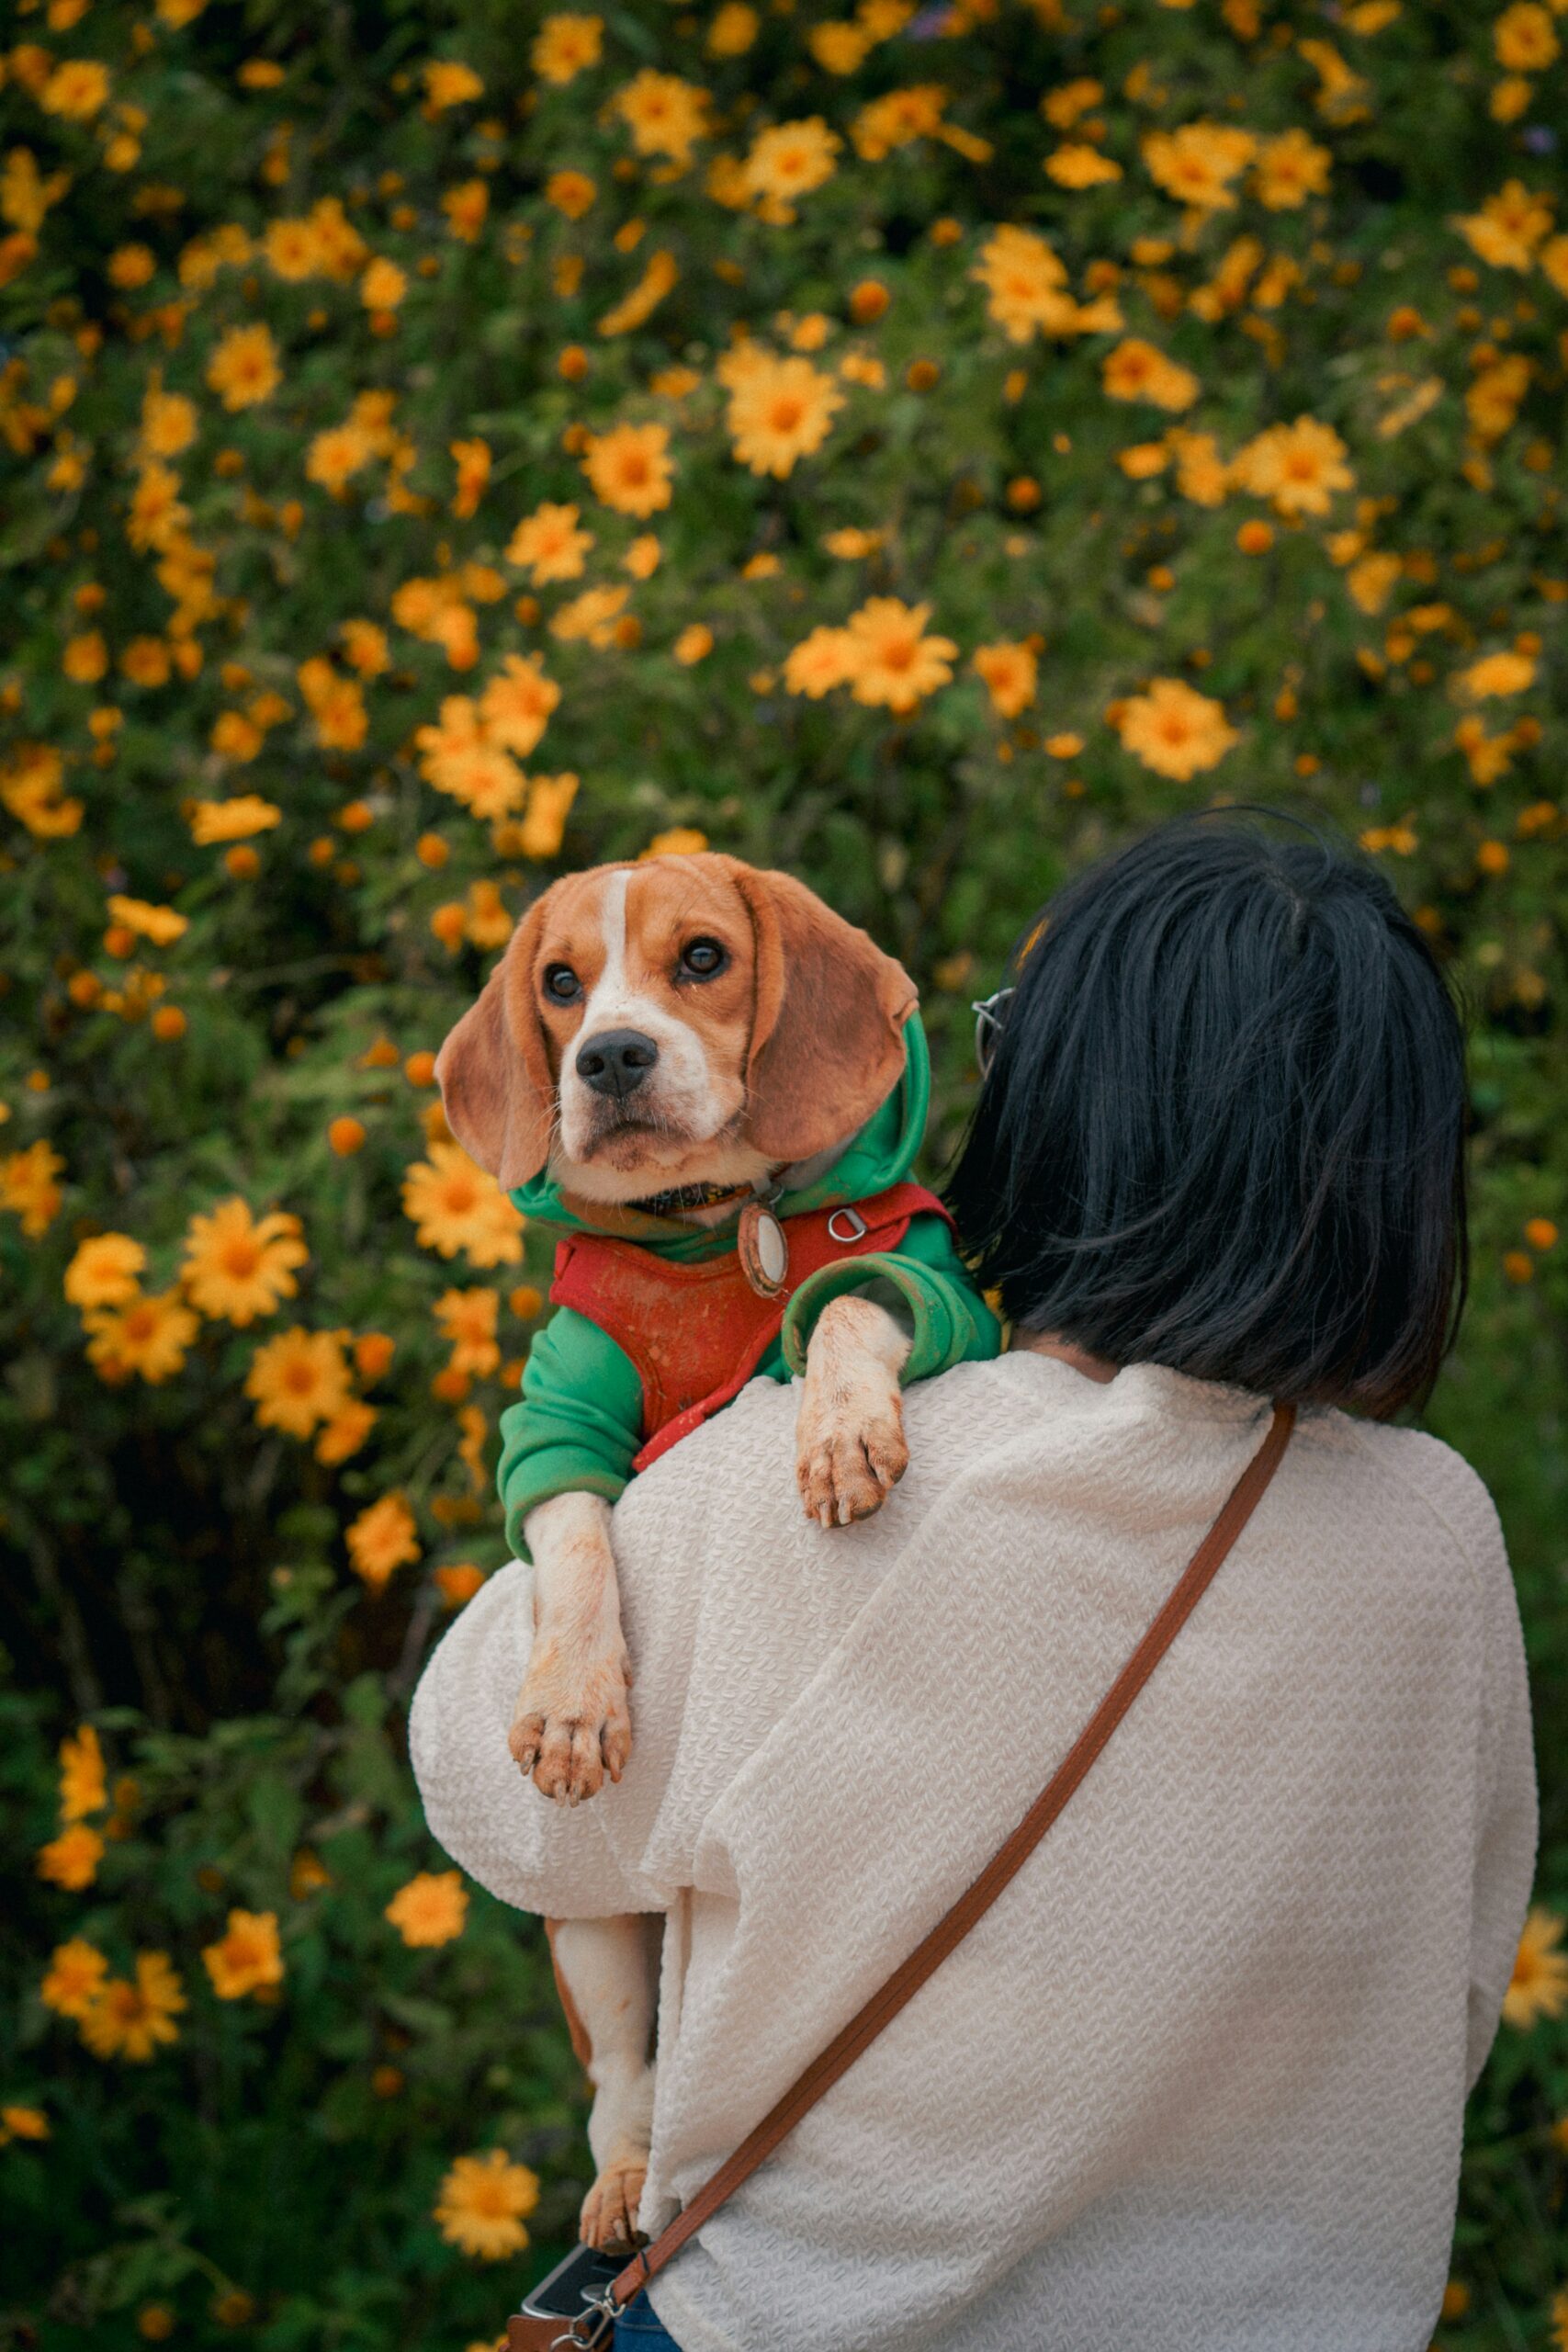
[1,0,1565,2343]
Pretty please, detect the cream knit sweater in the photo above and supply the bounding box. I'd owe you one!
[411,1353,1537,2352]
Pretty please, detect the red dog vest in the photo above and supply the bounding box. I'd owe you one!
[549,1182,953,1472]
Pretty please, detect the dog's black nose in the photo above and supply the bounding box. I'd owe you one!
[576,1029,659,1099]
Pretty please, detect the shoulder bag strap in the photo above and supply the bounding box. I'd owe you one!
[586,1399,1297,2333]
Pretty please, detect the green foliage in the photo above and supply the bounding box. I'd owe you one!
[1,0,1565,2344]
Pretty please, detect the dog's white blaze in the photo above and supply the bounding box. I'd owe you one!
[557,865,728,1161]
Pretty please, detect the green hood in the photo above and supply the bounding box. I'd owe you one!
[508,1012,932,1262]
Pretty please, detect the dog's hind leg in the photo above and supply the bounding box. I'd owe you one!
[547,1913,661,2251]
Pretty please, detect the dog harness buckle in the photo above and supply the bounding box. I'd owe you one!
[826,1206,868,1245]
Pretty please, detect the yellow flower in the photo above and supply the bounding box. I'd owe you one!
[315,1399,378,1466]
[1045,142,1122,188]
[182,1197,308,1326]
[532,14,603,85]
[970,224,1069,342]
[107,894,188,944]
[263,216,323,281]
[0,1140,64,1236]
[423,58,484,110]
[742,117,841,204]
[784,625,860,698]
[724,353,842,478]
[361,255,406,311]
[972,641,1038,718]
[83,1291,199,1385]
[1,2105,51,2144]
[1142,121,1255,211]
[207,322,281,411]
[1503,1906,1568,2028]
[1114,677,1238,780]
[298,656,367,751]
[506,502,593,584]
[1231,417,1353,515]
[306,421,376,495]
[40,59,111,118]
[434,2150,541,2260]
[851,86,950,163]
[386,1870,469,1947]
[1454,179,1553,271]
[844,597,957,714]
[1456,650,1536,699]
[1102,339,1201,412]
[402,1142,525,1265]
[1495,2,1558,71]
[187,795,281,845]
[435,1286,502,1375]
[612,70,709,165]
[59,1724,107,1823]
[517,774,580,859]
[37,1823,104,1890]
[244,1326,353,1438]
[346,1492,421,1592]
[79,1953,186,2062]
[1251,128,1331,209]
[40,1938,109,2019]
[545,170,596,220]
[707,3,759,56]
[581,421,674,518]
[479,654,561,755]
[674,623,713,664]
[64,1232,145,1309]
[202,1910,285,2000]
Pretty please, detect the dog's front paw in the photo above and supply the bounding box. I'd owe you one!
[795,1380,908,1529]
[580,2152,648,2252]
[509,1638,633,1804]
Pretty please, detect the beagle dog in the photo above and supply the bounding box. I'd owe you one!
[435,853,990,2247]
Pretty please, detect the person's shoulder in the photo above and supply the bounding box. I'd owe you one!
[1322,1411,1507,1585]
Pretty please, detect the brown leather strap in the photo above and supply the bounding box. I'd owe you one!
[607,1400,1297,2312]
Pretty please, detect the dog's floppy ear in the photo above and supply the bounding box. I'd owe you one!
[434,892,555,1188]
[724,862,918,1164]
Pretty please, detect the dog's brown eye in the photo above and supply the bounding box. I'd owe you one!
[679,937,728,980]
[543,964,581,1004]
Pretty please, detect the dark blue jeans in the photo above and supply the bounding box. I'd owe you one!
[614,2290,682,2348]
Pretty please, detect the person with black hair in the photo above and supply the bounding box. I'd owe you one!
[414,812,1536,2352]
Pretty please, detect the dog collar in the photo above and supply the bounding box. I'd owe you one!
[625,1178,757,1216]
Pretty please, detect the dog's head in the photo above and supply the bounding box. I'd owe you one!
[434,854,917,1204]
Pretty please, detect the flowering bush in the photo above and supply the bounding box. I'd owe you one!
[2,0,1566,2344]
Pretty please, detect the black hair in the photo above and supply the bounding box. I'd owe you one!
[944,811,1469,1418]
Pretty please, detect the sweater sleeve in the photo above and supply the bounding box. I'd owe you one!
[777,1212,1001,1384]
[1462,1482,1539,2092]
[495,1305,646,1556]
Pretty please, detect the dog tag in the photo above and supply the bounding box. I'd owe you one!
[739,1201,789,1297]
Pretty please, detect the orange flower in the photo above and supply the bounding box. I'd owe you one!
[972,641,1038,719]
[206,323,281,411]
[83,1291,199,1385]
[79,1953,186,2062]
[532,14,604,85]
[434,2151,541,2259]
[64,1232,145,1309]
[202,1909,285,2000]
[581,422,674,518]
[1503,1907,1568,2028]
[346,1492,420,1592]
[402,1142,525,1265]
[244,1326,353,1438]
[506,502,593,584]
[182,1198,307,1325]
[845,598,957,714]
[37,1823,104,1890]
[1114,677,1238,780]
[386,1870,469,1947]
[40,1938,109,2019]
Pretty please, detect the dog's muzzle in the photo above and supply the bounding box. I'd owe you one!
[576,1029,660,1101]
